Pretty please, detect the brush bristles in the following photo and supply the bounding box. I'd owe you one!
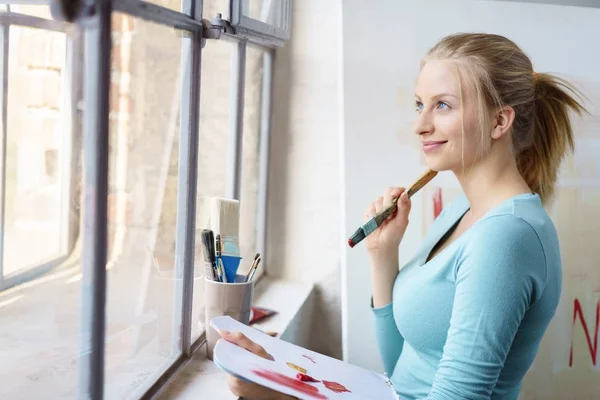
[348,228,366,248]
[208,197,240,238]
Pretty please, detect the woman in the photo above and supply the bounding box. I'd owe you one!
[220,33,586,399]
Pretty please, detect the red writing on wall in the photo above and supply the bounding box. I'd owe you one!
[569,298,600,367]
[433,188,443,220]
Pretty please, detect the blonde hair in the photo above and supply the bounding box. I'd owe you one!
[422,33,587,203]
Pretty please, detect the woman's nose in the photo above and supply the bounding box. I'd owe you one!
[413,112,434,136]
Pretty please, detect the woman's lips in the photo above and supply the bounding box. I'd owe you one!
[422,141,447,152]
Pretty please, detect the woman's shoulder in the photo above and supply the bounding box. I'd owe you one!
[479,193,558,246]
[461,193,559,275]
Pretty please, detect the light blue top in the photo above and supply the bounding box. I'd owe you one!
[372,193,562,400]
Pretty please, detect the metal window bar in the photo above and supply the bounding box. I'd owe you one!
[113,0,202,32]
[60,28,79,256]
[66,28,84,254]
[172,0,202,358]
[79,0,112,398]
[0,12,74,32]
[0,17,8,282]
[226,39,246,200]
[254,49,273,277]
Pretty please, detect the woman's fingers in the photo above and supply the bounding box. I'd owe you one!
[383,187,403,208]
[363,187,406,224]
[227,375,296,400]
[364,202,376,222]
[383,187,404,220]
[374,196,384,214]
[220,331,274,361]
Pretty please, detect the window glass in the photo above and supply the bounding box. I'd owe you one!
[104,13,183,398]
[191,38,233,341]
[0,23,82,399]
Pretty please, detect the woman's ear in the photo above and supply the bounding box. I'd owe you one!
[491,105,515,139]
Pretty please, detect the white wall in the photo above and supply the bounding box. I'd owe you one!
[341,0,600,397]
[268,0,343,358]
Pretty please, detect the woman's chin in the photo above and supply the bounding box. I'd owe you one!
[423,156,449,172]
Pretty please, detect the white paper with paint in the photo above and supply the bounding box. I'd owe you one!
[210,316,399,400]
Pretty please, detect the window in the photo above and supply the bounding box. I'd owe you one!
[104,13,184,398]
[0,4,83,399]
[0,0,287,398]
[192,38,233,341]
[230,0,292,44]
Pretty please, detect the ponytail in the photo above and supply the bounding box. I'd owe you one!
[516,74,587,204]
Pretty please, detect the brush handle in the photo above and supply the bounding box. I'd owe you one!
[407,169,438,197]
[373,198,399,226]
[376,170,438,222]
[201,229,218,281]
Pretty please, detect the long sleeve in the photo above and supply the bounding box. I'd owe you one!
[372,301,404,377]
[426,215,547,400]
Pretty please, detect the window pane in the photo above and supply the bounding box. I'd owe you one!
[104,14,183,397]
[0,25,82,399]
[4,26,67,274]
[243,0,287,30]
[239,44,264,279]
[191,39,233,342]
[203,0,230,19]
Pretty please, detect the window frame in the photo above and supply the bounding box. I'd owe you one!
[0,0,282,398]
[229,0,292,45]
[0,7,81,292]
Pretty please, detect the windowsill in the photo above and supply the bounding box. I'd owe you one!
[153,276,315,399]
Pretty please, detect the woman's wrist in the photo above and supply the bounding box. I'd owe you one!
[368,249,399,270]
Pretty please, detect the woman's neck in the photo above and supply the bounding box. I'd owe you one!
[454,157,532,219]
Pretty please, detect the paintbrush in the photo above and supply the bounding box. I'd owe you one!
[348,169,438,248]
[208,197,240,258]
[247,256,261,282]
[245,253,261,282]
[215,234,227,283]
[200,229,218,281]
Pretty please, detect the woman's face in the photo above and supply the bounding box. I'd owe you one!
[413,60,486,173]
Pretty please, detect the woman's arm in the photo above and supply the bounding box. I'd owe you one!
[364,186,411,377]
[426,215,547,399]
[370,254,404,377]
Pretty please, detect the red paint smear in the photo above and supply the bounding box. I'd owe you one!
[322,380,351,394]
[302,354,317,364]
[433,188,443,220]
[348,239,355,248]
[569,298,599,367]
[296,373,320,382]
[252,368,327,399]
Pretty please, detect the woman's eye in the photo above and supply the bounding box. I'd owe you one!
[415,101,423,111]
[437,101,450,109]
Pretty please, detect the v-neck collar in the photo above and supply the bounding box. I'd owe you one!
[419,192,539,267]
[421,195,470,267]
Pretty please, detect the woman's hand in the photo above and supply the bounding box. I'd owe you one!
[220,331,297,400]
[365,186,411,307]
[364,186,411,259]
